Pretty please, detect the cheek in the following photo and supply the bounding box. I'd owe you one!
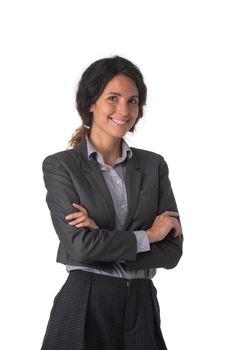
[92,106,112,121]
[102,105,113,115]
[96,102,114,116]
[131,107,139,119]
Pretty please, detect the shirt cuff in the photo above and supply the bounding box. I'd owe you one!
[133,230,150,253]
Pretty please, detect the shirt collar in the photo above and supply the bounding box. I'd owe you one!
[85,134,132,165]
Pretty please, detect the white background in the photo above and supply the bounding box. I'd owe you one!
[1,0,232,349]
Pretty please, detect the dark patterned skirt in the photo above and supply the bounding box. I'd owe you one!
[40,269,167,350]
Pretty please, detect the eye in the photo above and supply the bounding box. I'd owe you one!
[108,95,118,102]
[129,98,139,105]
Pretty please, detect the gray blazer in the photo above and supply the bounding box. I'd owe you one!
[42,137,183,271]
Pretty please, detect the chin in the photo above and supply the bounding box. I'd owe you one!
[110,132,127,139]
[112,127,129,136]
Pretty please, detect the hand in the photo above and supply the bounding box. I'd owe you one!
[65,203,99,229]
[146,211,183,243]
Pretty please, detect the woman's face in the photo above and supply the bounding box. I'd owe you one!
[89,74,139,140]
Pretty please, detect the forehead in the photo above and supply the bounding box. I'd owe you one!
[103,75,138,95]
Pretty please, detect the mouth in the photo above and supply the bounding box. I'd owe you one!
[108,117,129,125]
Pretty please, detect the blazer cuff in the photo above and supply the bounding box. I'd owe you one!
[133,230,150,253]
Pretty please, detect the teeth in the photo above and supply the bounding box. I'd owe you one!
[110,118,128,125]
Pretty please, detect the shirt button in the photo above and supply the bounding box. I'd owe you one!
[116,179,121,184]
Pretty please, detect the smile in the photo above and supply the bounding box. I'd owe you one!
[109,117,129,125]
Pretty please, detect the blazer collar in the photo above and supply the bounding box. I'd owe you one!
[76,136,143,230]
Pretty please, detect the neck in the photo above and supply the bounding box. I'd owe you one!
[88,131,122,165]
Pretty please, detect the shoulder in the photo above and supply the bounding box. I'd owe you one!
[130,146,171,181]
[131,146,161,159]
[42,147,82,171]
[130,146,166,168]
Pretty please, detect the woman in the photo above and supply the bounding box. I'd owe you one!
[41,55,183,350]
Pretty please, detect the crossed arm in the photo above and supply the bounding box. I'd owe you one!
[42,155,183,268]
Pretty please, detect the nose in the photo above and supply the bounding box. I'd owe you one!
[116,100,129,117]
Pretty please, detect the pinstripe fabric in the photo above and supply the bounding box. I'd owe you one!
[40,269,167,350]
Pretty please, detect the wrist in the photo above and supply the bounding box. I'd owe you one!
[146,229,153,243]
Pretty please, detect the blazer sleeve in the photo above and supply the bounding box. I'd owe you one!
[42,155,137,264]
[125,155,184,270]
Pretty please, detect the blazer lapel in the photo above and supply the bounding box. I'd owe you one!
[77,137,143,231]
[122,153,142,230]
[78,138,116,229]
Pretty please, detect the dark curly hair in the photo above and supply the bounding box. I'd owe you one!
[68,55,147,148]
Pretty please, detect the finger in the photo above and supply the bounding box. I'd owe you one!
[173,229,181,238]
[75,219,89,228]
[168,217,180,227]
[68,215,87,226]
[72,203,88,215]
[162,211,180,217]
[173,223,183,238]
[178,227,183,237]
[166,217,180,236]
[174,230,183,238]
[65,212,83,220]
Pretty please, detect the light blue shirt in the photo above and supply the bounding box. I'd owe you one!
[66,135,156,279]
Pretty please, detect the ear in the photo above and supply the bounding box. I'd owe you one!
[89,103,96,113]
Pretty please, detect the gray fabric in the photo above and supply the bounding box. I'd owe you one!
[66,135,156,279]
[85,134,150,253]
[42,135,183,271]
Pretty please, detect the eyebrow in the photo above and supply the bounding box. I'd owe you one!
[107,92,139,99]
